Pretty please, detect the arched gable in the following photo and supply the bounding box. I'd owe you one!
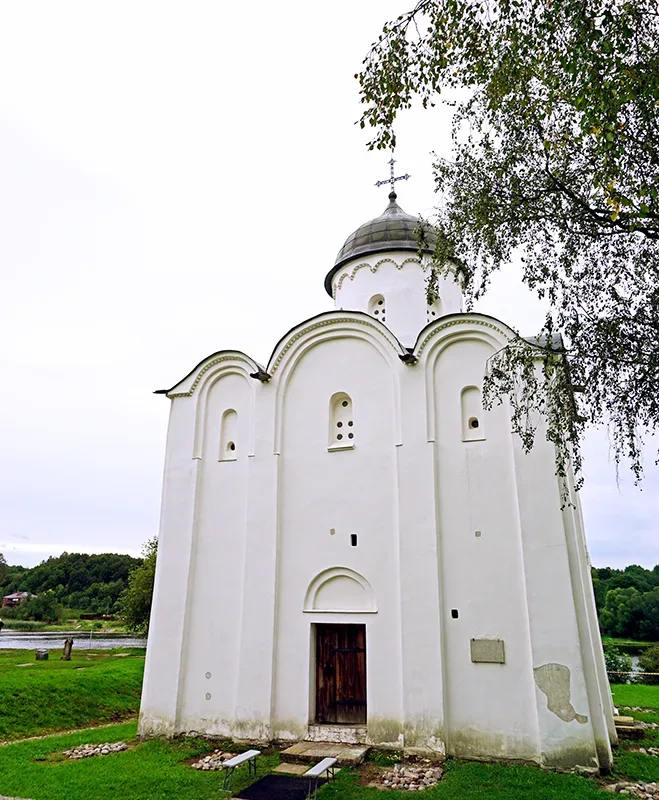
[158,350,264,398]
[303,567,377,613]
[267,312,406,454]
[191,358,257,459]
[414,314,517,444]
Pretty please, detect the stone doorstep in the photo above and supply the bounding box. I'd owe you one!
[280,741,369,766]
[305,724,368,745]
[273,763,310,775]
[273,762,342,776]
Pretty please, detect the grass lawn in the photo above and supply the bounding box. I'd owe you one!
[4,675,659,799]
[602,637,657,653]
[611,682,659,710]
[0,648,144,740]
[0,721,614,800]
[0,722,278,800]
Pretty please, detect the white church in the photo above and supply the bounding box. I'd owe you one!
[139,175,617,771]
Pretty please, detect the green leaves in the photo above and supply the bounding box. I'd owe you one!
[118,538,157,635]
[359,0,659,481]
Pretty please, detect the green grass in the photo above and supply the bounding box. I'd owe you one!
[603,637,657,654]
[323,760,612,799]
[3,620,47,631]
[0,648,144,740]
[3,673,659,799]
[3,619,132,633]
[611,682,659,710]
[0,722,280,800]
[0,723,615,800]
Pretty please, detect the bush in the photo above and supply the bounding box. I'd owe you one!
[604,643,633,684]
[119,538,157,634]
[23,590,61,623]
[639,644,659,685]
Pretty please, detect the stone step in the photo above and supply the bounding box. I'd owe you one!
[273,763,310,775]
[616,719,647,739]
[280,741,369,766]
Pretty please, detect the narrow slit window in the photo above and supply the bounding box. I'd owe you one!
[461,387,485,442]
[329,392,354,449]
[219,409,238,460]
[351,534,358,547]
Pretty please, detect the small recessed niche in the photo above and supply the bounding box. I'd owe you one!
[451,609,459,619]
[219,409,238,460]
[461,387,485,442]
[330,528,336,536]
[350,534,358,547]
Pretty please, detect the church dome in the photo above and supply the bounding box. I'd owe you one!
[324,191,436,296]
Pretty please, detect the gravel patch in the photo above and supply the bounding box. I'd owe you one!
[191,750,237,770]
[62,742,128,759]
[375,763,443,791]
[604,782,659,796]
[620,707,657,714]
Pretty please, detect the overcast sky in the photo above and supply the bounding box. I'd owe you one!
[0,2,656,570]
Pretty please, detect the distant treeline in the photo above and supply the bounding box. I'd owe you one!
[0,552,142,616]
[1,552,658,640]
[592,565,659,641]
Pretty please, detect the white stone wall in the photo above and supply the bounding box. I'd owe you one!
[330,255,463,347]
[139,255,614,770]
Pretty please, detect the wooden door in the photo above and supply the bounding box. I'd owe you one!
[315,624,366,724]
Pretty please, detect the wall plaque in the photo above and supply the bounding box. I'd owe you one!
[470,638,505,664]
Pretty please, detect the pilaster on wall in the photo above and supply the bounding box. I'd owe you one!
[561,472,614,767]
[396,367,445,753]
[233,408,280,739]
[139,399,200,736]
[514,431,605,769]
[570,484,617,745]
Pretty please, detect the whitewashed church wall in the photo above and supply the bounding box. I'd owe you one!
[432,335,542,762]
[176,373,253,734]
[332,256,462,346]
[561,467,615,763]
[232,385,281,740]
[272,335,405,743]
[569,480,617,742]
[512,426,606,768]
[139,397,200,736]
[395,363,446,752]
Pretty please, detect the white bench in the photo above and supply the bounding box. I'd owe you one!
[220,749,260,790]
[304,757,338,798]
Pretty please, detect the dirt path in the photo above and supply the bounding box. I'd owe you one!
[0,716,137,747]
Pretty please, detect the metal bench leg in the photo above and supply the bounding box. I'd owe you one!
[223,766,235,791]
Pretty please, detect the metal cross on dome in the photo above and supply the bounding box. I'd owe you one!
[375,157,410,194]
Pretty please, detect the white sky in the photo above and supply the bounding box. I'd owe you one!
[0,1,656,570]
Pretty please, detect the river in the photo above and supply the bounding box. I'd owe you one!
[0,631,147,650]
